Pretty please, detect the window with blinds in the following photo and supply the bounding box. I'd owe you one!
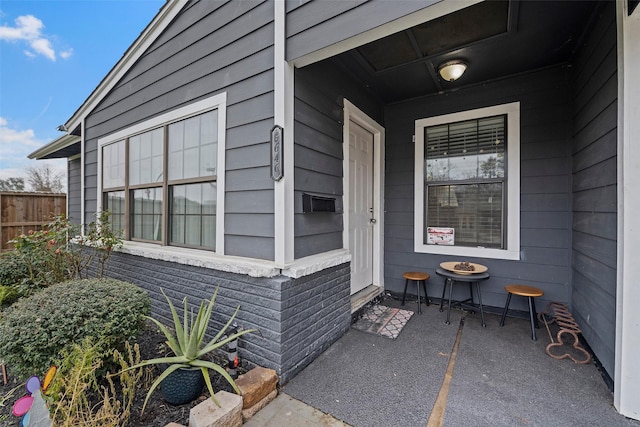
[424,115,506,248]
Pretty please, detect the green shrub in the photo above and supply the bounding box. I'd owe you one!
[0,285,19,306]
[0,251,32,287]
[0,278,150,378]
[7,216,79,294]
[2,213,123,298]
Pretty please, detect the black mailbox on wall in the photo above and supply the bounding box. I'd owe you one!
[302,193,336,213]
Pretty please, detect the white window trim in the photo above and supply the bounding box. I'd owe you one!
[97,92,227,255]
[414,102,520,260]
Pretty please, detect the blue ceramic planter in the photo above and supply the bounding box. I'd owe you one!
[160,366,205,405]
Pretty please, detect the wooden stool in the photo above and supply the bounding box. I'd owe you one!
[500,284,544,340]
[401,272,430,314]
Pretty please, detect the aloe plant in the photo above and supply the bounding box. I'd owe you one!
[126,288,255,413]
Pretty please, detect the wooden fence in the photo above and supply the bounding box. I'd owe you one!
[0,192,66,252]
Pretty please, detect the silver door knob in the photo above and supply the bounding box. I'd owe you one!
[369,218,377,224]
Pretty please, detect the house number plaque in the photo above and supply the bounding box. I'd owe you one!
[271,125,284,181]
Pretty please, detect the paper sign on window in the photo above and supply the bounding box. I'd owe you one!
[427,227,455,245]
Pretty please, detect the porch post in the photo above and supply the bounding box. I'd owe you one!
[273,0,295,266]
[615,1,640,421]
[80,118,86,228]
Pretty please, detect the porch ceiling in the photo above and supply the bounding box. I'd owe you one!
[332,0,599,103]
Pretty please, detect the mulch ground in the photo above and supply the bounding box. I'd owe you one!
[0,321,245,427]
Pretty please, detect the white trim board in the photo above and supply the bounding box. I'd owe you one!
[615,1,640,420]
[115,242,350,279]
[273,0,295,266]
[81,118,86,228]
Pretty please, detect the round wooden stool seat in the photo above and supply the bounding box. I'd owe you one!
[403,271,430,281]
[401,272,430,313]
[501,284,544,340]
[505,284,544,297]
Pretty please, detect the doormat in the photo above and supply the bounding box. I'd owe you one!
[352,304,414,340]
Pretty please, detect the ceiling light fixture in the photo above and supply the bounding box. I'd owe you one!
[438,60,468,82]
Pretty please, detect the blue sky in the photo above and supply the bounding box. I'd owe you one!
[0,0,164,188]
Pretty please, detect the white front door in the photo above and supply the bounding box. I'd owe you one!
[349,121,375,294]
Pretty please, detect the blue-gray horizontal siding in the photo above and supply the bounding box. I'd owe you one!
[67,157,81,224]
[83,0,277,260]
[104,252,350,383]
[285,0,438,62]
[384,66,573,311]
[293,60,384,258]
[570,1,617,377]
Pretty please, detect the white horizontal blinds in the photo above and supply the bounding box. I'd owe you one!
[424,115,506,248]
[426,115,505,181]
[129,128,164,186]
[477,116,505,178]
[102,140,125,189]
[475,182,503,247]
[168,110,217,250]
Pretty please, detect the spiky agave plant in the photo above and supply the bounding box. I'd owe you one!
[126,288,255,413]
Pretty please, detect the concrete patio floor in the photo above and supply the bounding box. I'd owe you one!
[246,295,640,427]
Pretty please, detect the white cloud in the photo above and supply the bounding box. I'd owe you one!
[30,36,55,61]
[60,48,73,59]
[0,14,42,40]
[0,116,44,168]
[0,117,40,149]
[0,14,72,61]
[0,117,67,190]
[0,117,42,150]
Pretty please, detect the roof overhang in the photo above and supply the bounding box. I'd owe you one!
[28,133,81,159]
[289,0,482,68]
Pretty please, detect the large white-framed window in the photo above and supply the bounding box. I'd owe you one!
[98,94,226,253]
[414,102,520,260]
